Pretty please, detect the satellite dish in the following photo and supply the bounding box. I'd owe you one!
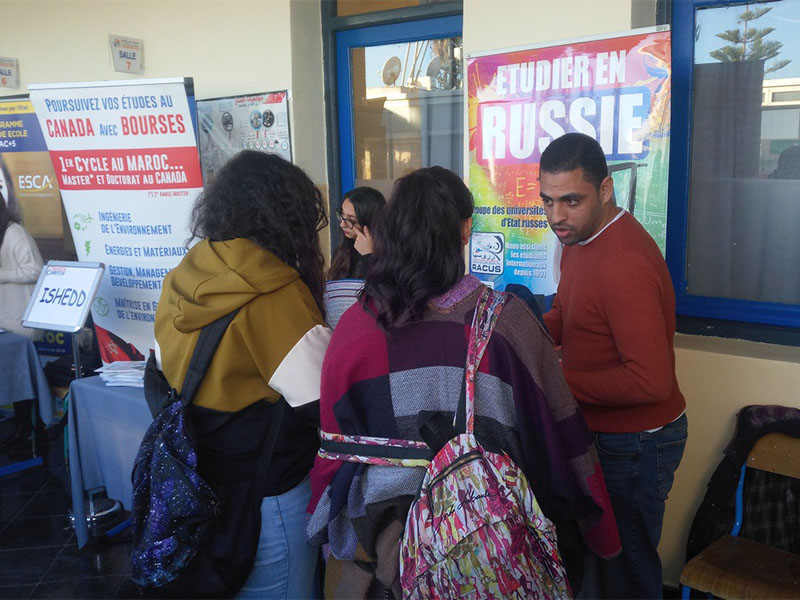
[381,56,402,86]
[426,56,443,79]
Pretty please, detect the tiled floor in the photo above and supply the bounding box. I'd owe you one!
[0,419,140,599]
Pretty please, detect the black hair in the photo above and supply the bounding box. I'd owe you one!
[539,132,608,188]
[189,150,328,314]
[363,166,473,330]
[328,186,386,280]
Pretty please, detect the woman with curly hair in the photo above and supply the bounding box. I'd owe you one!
[328,186,385,281]
[307,167,620,598]
[154,151,330,598]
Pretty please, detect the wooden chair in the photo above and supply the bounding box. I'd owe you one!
[680,432,800,599]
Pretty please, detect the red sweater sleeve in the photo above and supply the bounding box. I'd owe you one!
[562,252,674,406]
[543,293,563,345]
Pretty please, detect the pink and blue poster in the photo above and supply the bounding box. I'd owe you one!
[467,27,671,294]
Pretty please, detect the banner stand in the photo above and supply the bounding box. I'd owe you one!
[28,77,204,364]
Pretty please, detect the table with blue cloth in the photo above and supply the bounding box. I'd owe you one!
[68,375,152,548]
[0,331,54,425]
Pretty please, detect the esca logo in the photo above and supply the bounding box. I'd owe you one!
[18,174,53,191]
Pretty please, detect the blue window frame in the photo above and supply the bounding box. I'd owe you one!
[335,15,463,196]
[667,0,800,329]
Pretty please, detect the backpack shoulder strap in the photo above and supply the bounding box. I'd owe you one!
[180,309,240,403]
[459,287,507,435]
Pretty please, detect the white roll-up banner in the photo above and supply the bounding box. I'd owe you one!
[30,78,203,363]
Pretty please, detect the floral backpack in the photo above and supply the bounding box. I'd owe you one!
[319,288,572,599]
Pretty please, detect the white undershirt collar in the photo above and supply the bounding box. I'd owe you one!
[579,209,626,246]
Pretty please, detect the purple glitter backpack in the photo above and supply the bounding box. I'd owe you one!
[130,310,285,598]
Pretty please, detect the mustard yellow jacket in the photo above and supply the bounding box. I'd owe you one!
[154,238,324,412]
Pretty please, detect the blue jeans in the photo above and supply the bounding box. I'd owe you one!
[580,414,687,599]
[236,477,318,599]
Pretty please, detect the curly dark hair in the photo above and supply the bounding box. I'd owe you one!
[189,151,328,313]
[363,166,473,330]
[328,186,386,280]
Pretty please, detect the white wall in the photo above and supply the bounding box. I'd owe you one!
[290,0,327,182]
[464,0,633,55]
[289,0,330,253]
[1,0,294,101]
[0,0,326,181]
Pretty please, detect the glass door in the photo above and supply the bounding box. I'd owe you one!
[336,16,464,201]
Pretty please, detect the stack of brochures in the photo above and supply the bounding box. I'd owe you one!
[324,279,365,329]
[95,361,146,387]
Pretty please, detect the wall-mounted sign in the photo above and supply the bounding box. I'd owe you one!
[197,91,292,183]
[22,261,104,333]
[109,35,144,74]
[0,57,20,89]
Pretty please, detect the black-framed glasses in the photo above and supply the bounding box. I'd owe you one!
[335,208,359,229]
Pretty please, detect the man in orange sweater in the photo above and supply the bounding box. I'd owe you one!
[541,133,686,599]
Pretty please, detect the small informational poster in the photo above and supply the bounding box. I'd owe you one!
[109,35,144,74]
[196,91,291,183]
[0,57,20,89]
[22,261,104,333]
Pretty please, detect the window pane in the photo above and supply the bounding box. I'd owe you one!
[772,90,800,102]
[349,37,463,198]
[687,0,800,304]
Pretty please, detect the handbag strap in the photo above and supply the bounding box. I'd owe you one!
[179,309,240,403]
[251,398,286,495]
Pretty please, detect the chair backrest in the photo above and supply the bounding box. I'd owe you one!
[747,432,800,480]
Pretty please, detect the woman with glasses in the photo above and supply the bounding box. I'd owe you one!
[307,166,620,598]
[328,186,385,280]
[154,151,330,598]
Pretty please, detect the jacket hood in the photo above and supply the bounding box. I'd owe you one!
[164,238,300,333]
